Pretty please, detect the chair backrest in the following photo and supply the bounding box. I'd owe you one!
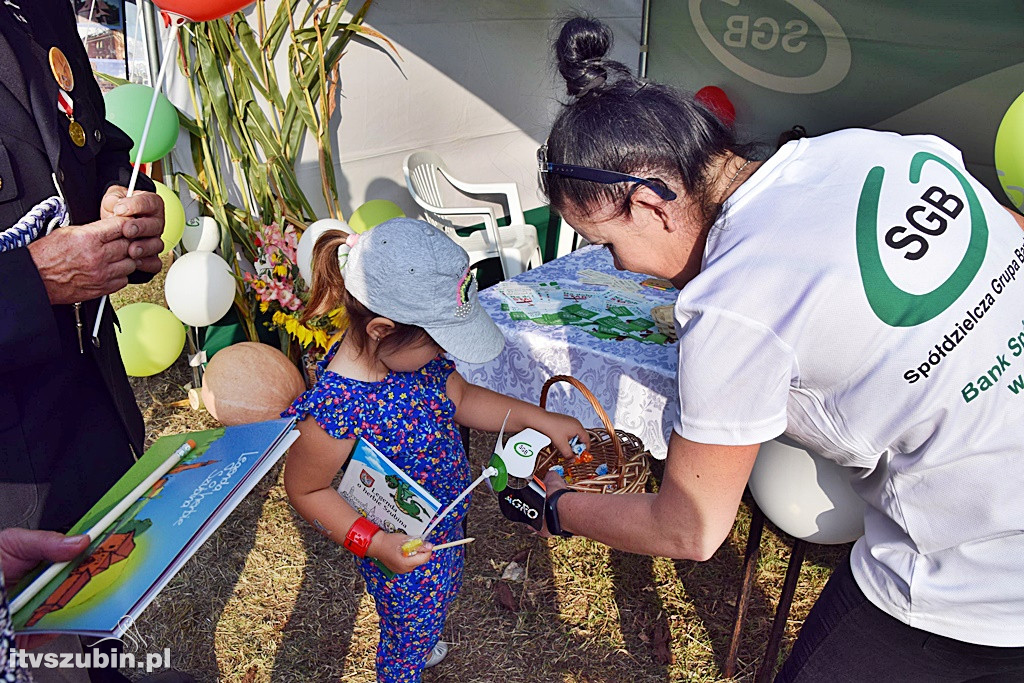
[404,150,501,236]
[404,151,450,222]
[403,150,542,279]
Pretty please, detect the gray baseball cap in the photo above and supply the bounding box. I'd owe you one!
[344,217,505,364]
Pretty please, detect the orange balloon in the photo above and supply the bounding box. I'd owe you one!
[153,0,254,22]
[200,342,306,426]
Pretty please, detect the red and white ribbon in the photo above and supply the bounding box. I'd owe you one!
[56,89,74,118]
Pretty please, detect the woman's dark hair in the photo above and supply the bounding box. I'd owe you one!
[777,125,808,149]
[545,16,756,226]
[303,230,428,358]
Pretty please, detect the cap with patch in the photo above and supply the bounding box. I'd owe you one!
[344,217,504,364]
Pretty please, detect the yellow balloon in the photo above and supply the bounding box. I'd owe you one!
[115,302,186,377]
[348,199,404,233]
[153,180,186,256]
[995,90,1024,211]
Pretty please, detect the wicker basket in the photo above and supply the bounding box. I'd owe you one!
[533,376,651,494]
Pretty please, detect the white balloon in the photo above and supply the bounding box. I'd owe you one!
[297,218,350,287]
[182,216,221,252]
[164,251,236,327]
[747,437,867,545]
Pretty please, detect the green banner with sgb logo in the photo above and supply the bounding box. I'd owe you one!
[648,0,1024,200]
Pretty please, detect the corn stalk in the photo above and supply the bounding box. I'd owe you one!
[172,0,398,348]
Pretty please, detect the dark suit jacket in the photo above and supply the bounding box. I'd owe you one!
[0,1,157,531]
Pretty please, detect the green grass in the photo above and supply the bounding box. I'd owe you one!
[112,262,845,682]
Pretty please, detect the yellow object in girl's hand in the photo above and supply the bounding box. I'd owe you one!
[401,538,424,557]
[400,537,475,557]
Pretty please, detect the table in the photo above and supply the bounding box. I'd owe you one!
[456,245,680,459]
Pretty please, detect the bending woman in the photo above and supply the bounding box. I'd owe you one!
[538,16,1024,682]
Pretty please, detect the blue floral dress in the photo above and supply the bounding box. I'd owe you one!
[284,343,471,683]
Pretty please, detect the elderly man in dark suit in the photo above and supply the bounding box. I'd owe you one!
[0,2,190,681]
[0,1,164,533]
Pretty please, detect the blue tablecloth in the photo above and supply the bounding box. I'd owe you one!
[456,245,680,459]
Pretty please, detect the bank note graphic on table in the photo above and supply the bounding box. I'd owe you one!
[11,417,298,637]
[495,279,673,345]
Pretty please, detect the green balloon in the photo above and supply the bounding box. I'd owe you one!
[153,180,185,256]
[995,90,1024,211]
[348,199,405,233]
[103,84,180,163]
[115,303,185,377]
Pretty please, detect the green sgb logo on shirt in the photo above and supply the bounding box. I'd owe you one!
[856,152,988,327]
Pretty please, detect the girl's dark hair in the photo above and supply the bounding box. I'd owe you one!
[303,230,428,358]
[545,16,757,225]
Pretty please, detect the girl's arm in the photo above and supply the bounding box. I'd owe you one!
[283,417,432,573]
[446,372,587,458]
[546,432,758,560]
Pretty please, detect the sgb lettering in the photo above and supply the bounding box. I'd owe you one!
[723,16,808,52]
[884,186,964,261]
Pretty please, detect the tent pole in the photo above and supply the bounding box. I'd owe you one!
[639,0,651,78]
[140,0,163,88]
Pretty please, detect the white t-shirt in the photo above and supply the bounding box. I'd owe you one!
[673,129,1024,646]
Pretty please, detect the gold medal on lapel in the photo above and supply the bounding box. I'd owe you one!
[68,121,86,147]
[56,89,86,147]
[49,47,75,92]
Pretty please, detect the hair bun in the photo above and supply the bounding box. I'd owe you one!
[555,16,623,99]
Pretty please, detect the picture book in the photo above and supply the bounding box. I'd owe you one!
[11,417,299,637]
[337,438,441,539]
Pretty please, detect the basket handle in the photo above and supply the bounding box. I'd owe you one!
[539,375,626,486]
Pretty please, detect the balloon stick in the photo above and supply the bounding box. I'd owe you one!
[126,23,180,198]
[93,22,180,344]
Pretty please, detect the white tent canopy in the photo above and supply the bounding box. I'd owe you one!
[158,1,1022,229]
[162,1,643,226]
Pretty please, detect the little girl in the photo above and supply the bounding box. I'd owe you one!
[283,218,585,682]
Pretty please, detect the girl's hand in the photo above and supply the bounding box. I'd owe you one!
[368,532,434,574]
[536,411,588,460]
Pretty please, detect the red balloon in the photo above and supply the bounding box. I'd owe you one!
[153,0,254,23]
[695,86,736,128]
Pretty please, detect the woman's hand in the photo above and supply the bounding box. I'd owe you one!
[367,533,434,574]
[535,469,571,538]
[1,528,90,586]
[2,528,90,650]
[535,411,589,460]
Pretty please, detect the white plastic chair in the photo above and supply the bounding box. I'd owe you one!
[554,215,589,258]
[403,150,543,279]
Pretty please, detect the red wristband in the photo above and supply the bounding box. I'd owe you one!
[344,517,380,558]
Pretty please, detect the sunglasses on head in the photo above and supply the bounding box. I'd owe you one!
[537,144,677,201]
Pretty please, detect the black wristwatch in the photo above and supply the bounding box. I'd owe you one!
[544,488,575,538]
